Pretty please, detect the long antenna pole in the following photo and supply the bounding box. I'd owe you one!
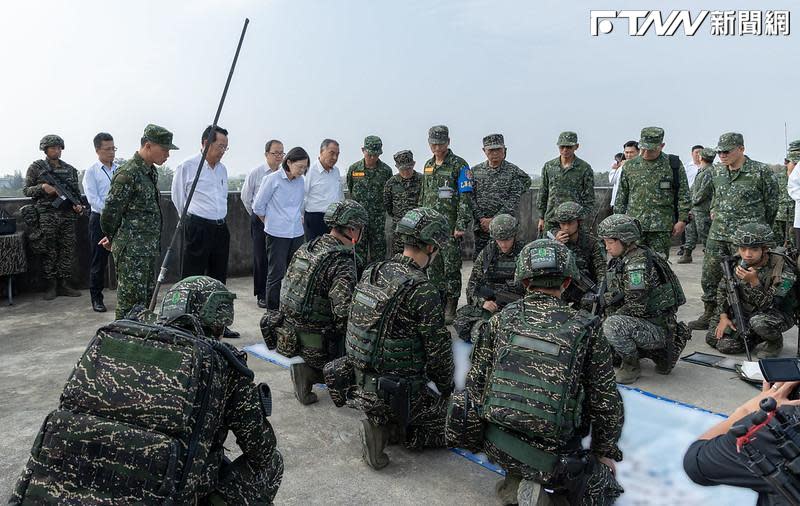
[149,18,250,310]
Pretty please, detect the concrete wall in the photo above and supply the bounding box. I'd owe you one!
[0,187,615,295]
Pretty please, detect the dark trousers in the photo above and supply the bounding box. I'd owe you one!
[88,212,110,301]
[304,211,329,242]
[182,214,230,283]
[266,234,304,310]
[251,213,268,298]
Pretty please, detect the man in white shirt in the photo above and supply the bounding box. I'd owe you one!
[610,141,639,212]
[240,139,283,308]
[677,144,704,257]
[171,125,239,338]
[304,139,344,241]
[82,132,119,313]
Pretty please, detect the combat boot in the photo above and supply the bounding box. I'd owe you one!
[495,475,522,505]
[359,419,390,470]
[56,279,81,297]
[290,363,318,405]
[676,251,693,264]
[444,297,458,324]
[42,279,57,301]
[615,356,641,384]
[688,302,715,331]
[517,479,548,506]
[756,340,783,359]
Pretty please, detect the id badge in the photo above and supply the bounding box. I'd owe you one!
[438,186,453,199]
[659,178,672,190]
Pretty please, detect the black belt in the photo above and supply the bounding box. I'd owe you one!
[189,213,226,226]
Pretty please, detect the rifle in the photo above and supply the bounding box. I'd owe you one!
[377,376,411,427]
[478,284,521,309]
[720,256,752,361]
[582,259,624,316]
[149,18,249,310]
[37,161,87,215]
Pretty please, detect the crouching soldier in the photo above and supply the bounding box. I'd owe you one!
[325,207,455,469]
[449,239,624,505]
[454,214,525,343]
[707,222,797,358]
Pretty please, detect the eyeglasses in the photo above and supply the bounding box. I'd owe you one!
[268,151,285,156]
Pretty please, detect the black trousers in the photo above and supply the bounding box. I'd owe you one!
[304,211,329,242]
[251,213,268,298]
[266,234,304,310]
[182,214,230,283]
[88,212,110,301]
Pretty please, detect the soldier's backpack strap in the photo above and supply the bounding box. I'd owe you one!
[668,154,681,223]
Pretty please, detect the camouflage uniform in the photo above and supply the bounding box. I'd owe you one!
[384,150,423,255]
[536,131,595,229]
[23,135,81,290]
[614,127,691,259]
[773,169,796,249]
[462,239,623,505]
[471,134,532,258]
[101,125,175,319]
[347,136,393,264]
[683,148,716,256]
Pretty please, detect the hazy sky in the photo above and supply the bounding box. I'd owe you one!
[2,0,798,178]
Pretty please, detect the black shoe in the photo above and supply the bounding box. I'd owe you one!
[223,327,240,339]
[92,299,107,313]
[257,297,267,309]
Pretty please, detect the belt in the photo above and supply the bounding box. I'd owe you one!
[189,213,226,226]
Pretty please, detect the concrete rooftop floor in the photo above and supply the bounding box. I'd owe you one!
[0,246,788,504]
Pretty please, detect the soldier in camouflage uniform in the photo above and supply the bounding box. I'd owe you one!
[347,135,393,264]
[773,155,796,250]
[597,214,686,384]
[384,149,423,255]
[706,223,797,359]
[614,127,691,259]
[471,134,531,259]
[458,239,623,505]
[689,133,780,331]
[536,131,595,233]
[23,134,83,300]
[678,148,716,264]
[453,214,525,342]
[101,124,177,319]
[549,201,606,306]
[332,207,454,470]
[419,125,474,323]
[273,200,366,405]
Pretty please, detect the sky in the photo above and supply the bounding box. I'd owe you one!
[1,0,798,178]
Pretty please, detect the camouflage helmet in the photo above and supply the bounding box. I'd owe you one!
[489,214,518,240]
[515,239,578,287]
[39,134,64,151]
[323,199,368,228]
[553,201,584,223]
[732,222,775,248]
[160,276,236,336]
[598,214,642,244]
[395,207,450,249]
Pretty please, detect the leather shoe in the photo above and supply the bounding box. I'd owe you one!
[92,299,107,313]
[257,297,267,309]
[223,327,240,339]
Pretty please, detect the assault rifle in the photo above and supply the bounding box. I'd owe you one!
[478,283,521,309]
[721,256,752,361]
[377,376,411,427]
[37,161,87,215]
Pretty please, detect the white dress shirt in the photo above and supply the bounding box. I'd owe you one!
[685,162,699,188]
[171,152,229,220]
[82,160,118,213]
[240,163,276,215]
[609,165,623,207]
[787,167,800,228]
[304,158,344,212]
[253,169,305,238]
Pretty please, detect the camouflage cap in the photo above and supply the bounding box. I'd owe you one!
[715,132,744,152]
[557,131,578,147]
[393,149,415,169]
[789,139,800,152]
[428,125,450,145]
[143,124,179,150]
[363,135,383,155]
[324,199,368,228]
[732,222,775,248]
[788,152,800,163]
[598,214,642,244]
[515,239,578,287]
[639,127,665,150]
[39,134,64,151]
[489,214,518,240]
[483,133,505,149]
[553,201,584,222]
[395,207,450,250]
[160,275,236,336]
[700,147,717,163]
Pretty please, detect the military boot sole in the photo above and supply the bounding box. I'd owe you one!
[290,363,319,405]
[615,361,641,384]
[359,419,389,470]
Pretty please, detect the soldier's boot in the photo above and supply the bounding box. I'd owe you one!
[756,339,783,359]
[359,419,390,470]
[716,336,746,355]
[653,349,672,375]
[705,330,719,349]
[290,363,318,405]
[676,250,693,264]
[615,356,641,384]
[42,279,57,301]
[444,297,458,325]
[688,302,715,331]
[56,279,81,297]
[517,479,549,506]
[495,475,522,505]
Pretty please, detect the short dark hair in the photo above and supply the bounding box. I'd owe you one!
[691,145,704,151]
[320,139,339,152]
[282,147,310,171]
[93,132,113,150]
[264,139,282,154]
[614,152,624,162]
[623,140,639,149]
[201,125,228,145]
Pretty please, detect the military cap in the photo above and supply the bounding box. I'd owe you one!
[363,135,383,155]
[324,199,368,228]
[715,132,744,152]
[489,214,518,240]
[639,127,665,150]
[428,125,450,145]
[39,134,64,151]
[483,133,505,149]
[553,201,584,223]
[557,131,578,147]
[789,139,800,152]
[732,222,774,248]
[142,124,179,150]
[515,239,578,287]
[700,147,717,162]
[598,214,642,244]
[393,150,415,169]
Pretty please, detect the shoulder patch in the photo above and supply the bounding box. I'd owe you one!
[458,165,473,193]
[627,269,646,290]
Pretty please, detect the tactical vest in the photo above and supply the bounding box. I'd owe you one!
[642,247,686,314]
[345,261,427,375]
[484,242,519,287]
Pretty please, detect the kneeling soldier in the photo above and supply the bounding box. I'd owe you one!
[550,201,606,306]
